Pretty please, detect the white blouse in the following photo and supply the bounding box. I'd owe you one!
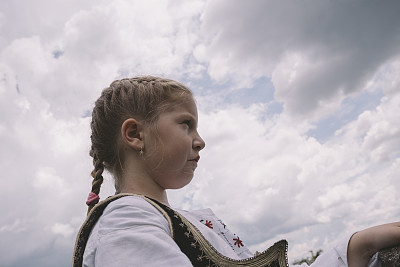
[82,196,379,267]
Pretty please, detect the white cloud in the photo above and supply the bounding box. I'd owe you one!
[0,0,100,49]
[197,0,400,119]
[33,167,65,189]
[52,223,74,238]
[335,93,400,164]
[0,219,26,233]
[1,0,206,120]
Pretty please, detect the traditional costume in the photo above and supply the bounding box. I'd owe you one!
[73,194,380,267]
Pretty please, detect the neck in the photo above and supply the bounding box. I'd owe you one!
[119,183,169,206]
[119,162,170,206]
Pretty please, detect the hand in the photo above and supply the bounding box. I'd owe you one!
[347,222,400,267]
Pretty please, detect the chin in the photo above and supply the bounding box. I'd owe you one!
[167,176,193,189]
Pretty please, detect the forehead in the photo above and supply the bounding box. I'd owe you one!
[165,98,198,117]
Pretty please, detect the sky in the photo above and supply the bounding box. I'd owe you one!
[1,0,400,266]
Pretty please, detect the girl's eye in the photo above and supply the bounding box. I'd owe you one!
[182,120,191,127]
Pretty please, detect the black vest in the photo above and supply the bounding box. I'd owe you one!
[72,193,288,267]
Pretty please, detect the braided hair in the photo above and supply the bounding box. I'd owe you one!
[87,76,192,213]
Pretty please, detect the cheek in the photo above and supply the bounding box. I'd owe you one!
[164,145,187,165]
[163,133,189,152]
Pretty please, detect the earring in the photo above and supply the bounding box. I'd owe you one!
[139,146,144,156]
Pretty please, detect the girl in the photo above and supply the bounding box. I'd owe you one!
[73,76,399,267]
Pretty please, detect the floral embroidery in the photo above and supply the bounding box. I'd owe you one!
[205,220,213,229]
[200,219,214,229]
[233,236,244,248]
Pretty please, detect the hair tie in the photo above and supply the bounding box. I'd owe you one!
[86,192,100,206]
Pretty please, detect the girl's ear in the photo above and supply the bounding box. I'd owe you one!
[121,118,144,151]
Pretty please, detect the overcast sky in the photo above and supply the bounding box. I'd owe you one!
[1,0,400,266]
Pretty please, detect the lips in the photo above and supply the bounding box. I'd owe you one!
[190,156,200,163]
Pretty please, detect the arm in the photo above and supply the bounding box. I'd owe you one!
[347,222,400,267]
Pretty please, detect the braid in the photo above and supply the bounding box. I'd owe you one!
[87,148,104,214]
[85,76,193,213]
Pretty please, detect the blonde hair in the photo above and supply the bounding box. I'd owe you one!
[88,76,192,212]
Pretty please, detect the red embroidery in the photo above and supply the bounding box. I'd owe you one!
[205,220,213,229]
[233,237,244,248]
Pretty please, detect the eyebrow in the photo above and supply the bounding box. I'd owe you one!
[178,112,198,126]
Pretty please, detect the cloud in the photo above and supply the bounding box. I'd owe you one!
[1,0,206,120]
[196,0,400,118]
[0,74,91,265]
[0,219,26,233]
[0,0,99,49]
[33,167,65,189]
[52,223,74,238]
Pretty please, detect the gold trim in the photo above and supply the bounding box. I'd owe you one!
[73,194,288,267]
[176,211,288,267]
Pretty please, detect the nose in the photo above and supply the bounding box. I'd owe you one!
[193,131,205,151]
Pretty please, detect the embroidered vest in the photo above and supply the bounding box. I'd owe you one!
[72,194,288,267]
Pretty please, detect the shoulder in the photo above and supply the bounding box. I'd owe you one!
[98,195,171,236]
[84,195,193,266]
